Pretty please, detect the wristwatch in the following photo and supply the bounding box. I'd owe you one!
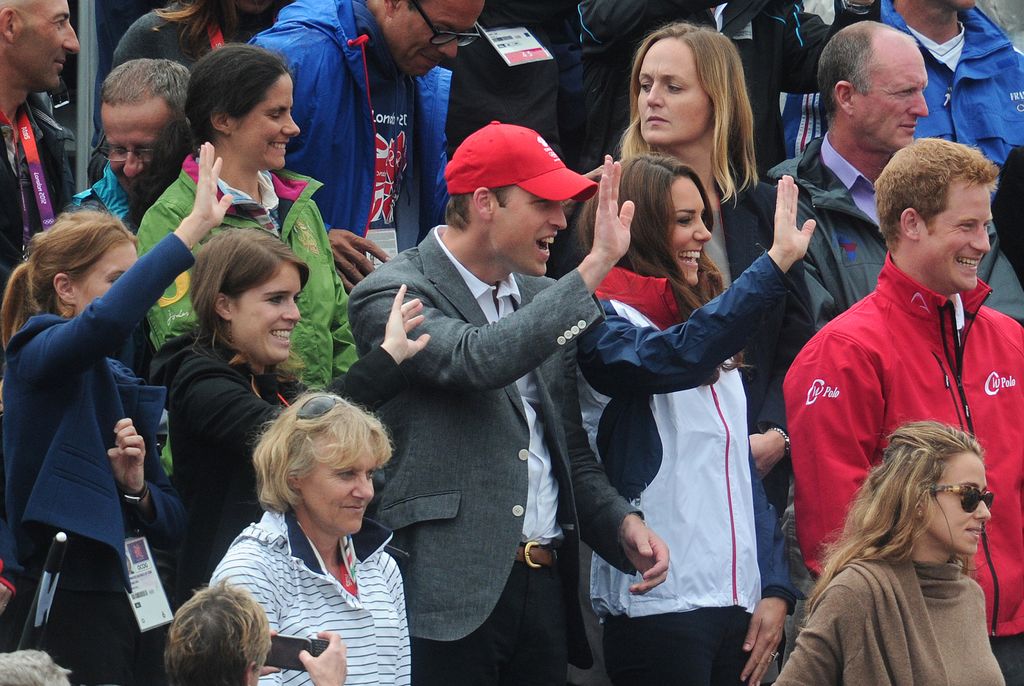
[121,483,150,506]
[841,0,873,14]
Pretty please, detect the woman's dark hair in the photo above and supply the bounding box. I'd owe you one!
[185,43,291,145]
[130,44,292,226]
[156,0,291,62]
[579,154,722,320]
[578,154,739,382]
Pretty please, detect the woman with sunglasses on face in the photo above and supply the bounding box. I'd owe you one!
[212,393,409,686]
[0,144,229,683]
[138,43,354,390]
[621,23,814,513]
[777,421,1004,686]
[151,228,426,607]
[575,154,814,686]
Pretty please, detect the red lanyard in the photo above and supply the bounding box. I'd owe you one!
[207,23,225,49]
[0,106,56,248]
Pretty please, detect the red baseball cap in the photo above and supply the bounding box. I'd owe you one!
[445,121,597,202]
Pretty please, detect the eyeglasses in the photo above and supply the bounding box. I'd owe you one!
[930,484,994,513]
[101,145,155,163]
[296,394,344,420]
[407,0,480,47]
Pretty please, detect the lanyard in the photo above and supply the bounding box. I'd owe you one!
[207,23,225,49]
[0,106,55,248]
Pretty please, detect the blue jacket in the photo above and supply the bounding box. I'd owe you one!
[786,2,1024,165]
[578,255,798,609]
[71,163,130,222]
[2,234,188,590]
[882,0,1024,166]
[251,0,449,240]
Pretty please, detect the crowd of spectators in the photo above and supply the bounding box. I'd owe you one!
[0,0,1023,684]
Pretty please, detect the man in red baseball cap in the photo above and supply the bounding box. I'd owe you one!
[348,121,669,685]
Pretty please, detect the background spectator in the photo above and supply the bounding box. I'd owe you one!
[0,145,228,684]
[777,422,1002,685]
[113,0,292,68]
[252,0,485,287]
[137,44,357,388]
[150,228,425,606]
[212,393,408,686]
[0,650,71,686]
[0,0,78,289]
[166,581,348,686]
[784,138,1024,684]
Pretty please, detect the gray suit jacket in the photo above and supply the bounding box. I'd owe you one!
[348,230,637,667]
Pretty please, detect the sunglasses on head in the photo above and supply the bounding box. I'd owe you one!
[296,394,344,420]
[930,484,994,513]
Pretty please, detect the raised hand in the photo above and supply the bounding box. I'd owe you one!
[174,142,234,250]
[766,175,816,273]
[578,155,635,291]
[108,417,146,495]
[380,284,430,364]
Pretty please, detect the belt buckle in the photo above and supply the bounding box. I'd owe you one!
[523,540,542,569]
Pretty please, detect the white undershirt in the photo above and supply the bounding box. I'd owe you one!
[435,227,562,543]
[908,23,965,71]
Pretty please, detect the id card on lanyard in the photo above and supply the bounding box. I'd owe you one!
[0,107,56,249]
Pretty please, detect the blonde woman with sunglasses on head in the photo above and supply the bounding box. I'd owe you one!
[777,421,1004,686]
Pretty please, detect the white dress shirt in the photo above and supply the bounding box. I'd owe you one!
[435,226,562,543]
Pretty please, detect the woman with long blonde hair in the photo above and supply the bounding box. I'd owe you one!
[777,421,1004,685]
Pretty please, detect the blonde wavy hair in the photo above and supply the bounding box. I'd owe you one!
[620,22,757,202]
[253,393,392,513]
[808,421,984,611]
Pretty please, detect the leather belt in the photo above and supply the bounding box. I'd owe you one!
[516,541,556,569]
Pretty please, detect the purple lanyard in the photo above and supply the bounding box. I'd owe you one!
[1,106,56,249]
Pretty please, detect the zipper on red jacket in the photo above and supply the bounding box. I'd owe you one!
[938,303,1000,634]
[710,384,738,605]
[347,33,377,237]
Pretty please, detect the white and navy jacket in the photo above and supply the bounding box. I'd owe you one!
[577,255,798,618]
[212,511,410,685]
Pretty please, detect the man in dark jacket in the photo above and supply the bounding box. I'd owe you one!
[769,21,1024,328]
[578,0,877,175]
[0,0,78,289]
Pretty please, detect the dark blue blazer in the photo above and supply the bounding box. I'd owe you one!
[2,234,189,590]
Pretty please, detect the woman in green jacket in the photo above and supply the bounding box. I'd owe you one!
[138,43,352,388]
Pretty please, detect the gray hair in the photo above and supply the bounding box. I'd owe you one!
[817,21,904,123]
[100,58,189,114]
[0,650,71,686]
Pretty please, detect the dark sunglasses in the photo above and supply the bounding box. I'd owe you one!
[930,484,994,513]
[407,0,480,46]
[296,394,344,420]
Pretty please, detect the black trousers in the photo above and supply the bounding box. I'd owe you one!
[991,633,1024,686]
[602,606,752,686]
[411,560,568,686]
[0,573,167,685]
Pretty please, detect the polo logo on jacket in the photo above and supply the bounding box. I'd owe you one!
[985,371,1017,396]
[806,378,840,405]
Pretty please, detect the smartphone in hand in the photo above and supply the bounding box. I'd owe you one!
[266,634,329,671]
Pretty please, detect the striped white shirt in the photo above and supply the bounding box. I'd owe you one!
[212,511,410,685]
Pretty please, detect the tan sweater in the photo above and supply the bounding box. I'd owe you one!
[776,560,1004,686]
